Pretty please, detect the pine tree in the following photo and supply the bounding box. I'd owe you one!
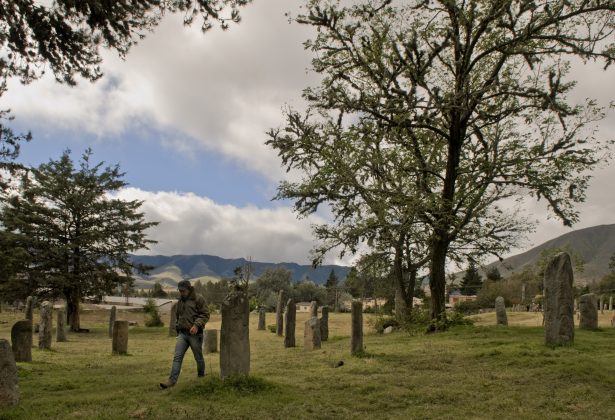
[0,149,157,331]
[325,269,339,310]
[461,262,483,296]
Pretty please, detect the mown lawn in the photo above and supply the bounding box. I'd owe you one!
[1,309,615,419]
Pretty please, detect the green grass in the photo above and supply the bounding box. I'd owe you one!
[1,310,615,419]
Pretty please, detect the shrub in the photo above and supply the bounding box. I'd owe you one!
[267,324,276,333]
[143,298,164,327]
[453,300,482,315]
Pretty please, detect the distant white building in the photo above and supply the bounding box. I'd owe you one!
[296,302,312,313]
[96,296,175,312]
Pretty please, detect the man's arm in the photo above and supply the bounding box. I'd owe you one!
[192,296,210,329]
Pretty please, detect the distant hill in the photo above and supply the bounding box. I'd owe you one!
[129,254,351,289]
[481,224,615,284]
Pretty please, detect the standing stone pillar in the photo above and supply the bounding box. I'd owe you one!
[56,308,67,342]
[11,320,32,362]
[169,302,177,337]
[600,295,605,314]
[109,306,117,338]
[320,306,329,341]
[495,297,508,326]
[310,301,318,318]
[574,298,578,312]
[543,253,575,346]
[579,293,598,329]
[0,339,19,406]
[610,296,613,311]
[275,290,284,337]
[112,320,129,355]
[204,330,218,354]
[351,301,364,355]
[24,296,33,322]
[284,299,296,348]
[521,284,526,303]
[38,301,53,350]
[303,316,321,351]
[257,307,266,331]
[220,292,250,379]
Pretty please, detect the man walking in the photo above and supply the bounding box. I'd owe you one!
[160,280,210,389]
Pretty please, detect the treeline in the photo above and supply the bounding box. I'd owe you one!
[453,249,615,314]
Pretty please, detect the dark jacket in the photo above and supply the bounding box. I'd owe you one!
[175,289,210,334]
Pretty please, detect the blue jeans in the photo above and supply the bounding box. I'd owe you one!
[168,332,205,383]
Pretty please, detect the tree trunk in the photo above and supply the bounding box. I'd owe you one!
[429,238,449,327]
[66,290,81,332]
[393,246,409,319]
[405,267,417,312]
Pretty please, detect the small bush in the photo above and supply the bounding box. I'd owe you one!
[267,324,276,333]
[143,298,164,327]
[370,314,401,333]
[453,300,482,315]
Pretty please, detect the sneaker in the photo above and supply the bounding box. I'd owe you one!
[159,380,175,389]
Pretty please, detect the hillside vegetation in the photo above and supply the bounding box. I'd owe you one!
[479,224,615,284]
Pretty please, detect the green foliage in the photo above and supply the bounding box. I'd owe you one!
[143,298,164,327]
[460,261,483,296]
[292,279,326,304]
[369,314,400,334]
[485,267,502,282]
[0,0,249,87]
[249,268,292,309]
[453,300,482,315]
[268,0,615,322]
[151,282,168,298]
[0,149,157,330]
[188,375,276,396]
[266,324,276,333]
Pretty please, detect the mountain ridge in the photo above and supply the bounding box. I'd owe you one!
[482,223,615,284]
[129,253,351,289]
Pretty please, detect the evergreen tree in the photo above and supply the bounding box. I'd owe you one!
[0,149,157,331]
[461,262,483,296]
[151,282,168,298]
[325,269,339,309]
[486,267,503,282]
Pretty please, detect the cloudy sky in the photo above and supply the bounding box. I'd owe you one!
[3,1,615,266]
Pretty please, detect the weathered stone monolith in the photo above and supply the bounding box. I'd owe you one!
[109,306,117,338]
[24,296,33,321]
[303,317,321,351]
[543,253,575,346]
[38,301,52,350]
[11,320,32,362]
[600,295,605,314]
[495,297,508,326]
[310,301,318,318]
[284,299,296,348]
[610,296,613,311]
[579,293,598,330]
[168,302,177,337]
[56,308,67,342]
[0,339,19,406]
[257,307,266,331]
[112,320,129,355]
[220,291,250,379]
[351,301,364,355]
[320,306,329,341]
[204,330,218,354]
[275,290,284,337]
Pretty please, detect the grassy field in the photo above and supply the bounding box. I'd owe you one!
[1,308,615,419]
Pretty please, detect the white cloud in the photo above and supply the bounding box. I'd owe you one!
[114,187,333,265]
[3,0,315,180]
